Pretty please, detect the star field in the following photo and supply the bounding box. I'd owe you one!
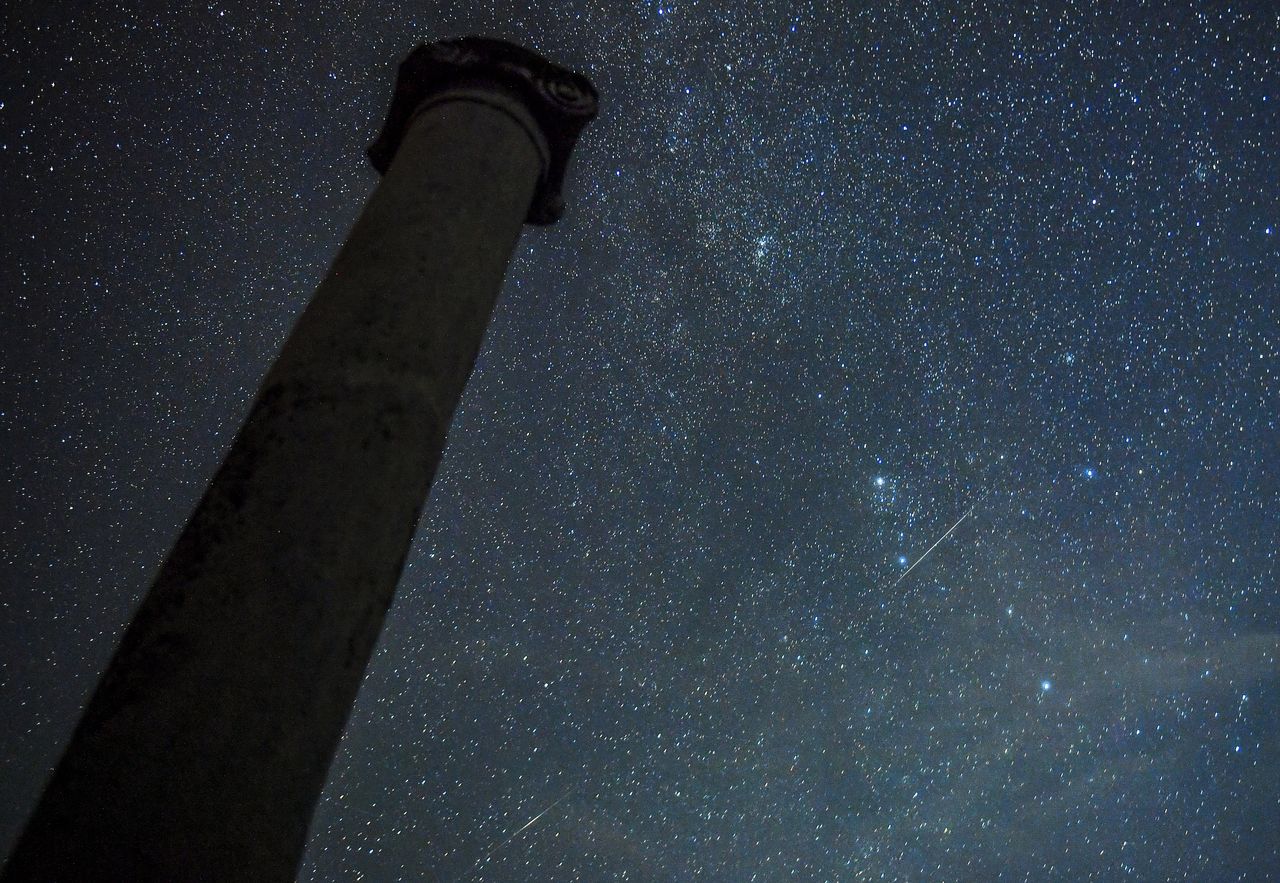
[1,2,1278,880]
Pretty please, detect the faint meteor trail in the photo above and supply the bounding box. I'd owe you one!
[455,787,575,881]
[891,505,975,588]
[453,502,976,880]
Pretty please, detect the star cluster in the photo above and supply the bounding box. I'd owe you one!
[1,1,1277,880]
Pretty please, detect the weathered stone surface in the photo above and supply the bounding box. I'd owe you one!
[368,36,599,224]
[3,39,594,883]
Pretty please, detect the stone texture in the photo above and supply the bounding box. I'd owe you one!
[3,40,594,883]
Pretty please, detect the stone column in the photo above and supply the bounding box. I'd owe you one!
[3,38,596,882]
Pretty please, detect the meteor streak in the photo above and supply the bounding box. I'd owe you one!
[455,787,574,881]
[891,505,974,588]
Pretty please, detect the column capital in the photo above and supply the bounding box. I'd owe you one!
[369,37,598,225]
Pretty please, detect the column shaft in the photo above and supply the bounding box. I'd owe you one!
[3,96,542,882]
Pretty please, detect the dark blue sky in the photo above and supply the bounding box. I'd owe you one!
[2,2,1278,879]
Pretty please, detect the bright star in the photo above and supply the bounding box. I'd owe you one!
[1040,679,1052,692]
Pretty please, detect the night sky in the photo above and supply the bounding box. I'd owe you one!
[3,2,1279,880]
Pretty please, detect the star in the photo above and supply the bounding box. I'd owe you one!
[3,4,1274,880]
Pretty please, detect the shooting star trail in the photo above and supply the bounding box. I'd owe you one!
[891,505,975,588]
[455,787,575,882]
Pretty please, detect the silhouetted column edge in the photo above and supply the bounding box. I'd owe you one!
[1,36,596,883]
